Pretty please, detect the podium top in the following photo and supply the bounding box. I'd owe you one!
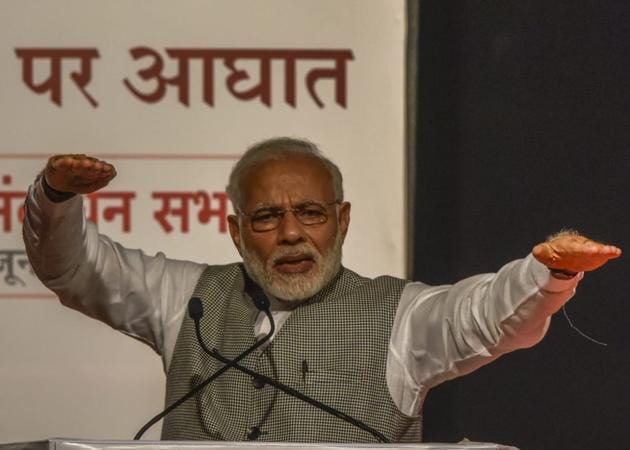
[0,439,519,450]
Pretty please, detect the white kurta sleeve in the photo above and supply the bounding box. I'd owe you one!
[387,255,582,416]
[23,178,206,370]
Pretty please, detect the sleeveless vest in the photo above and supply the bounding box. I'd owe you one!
[162,263,422,442]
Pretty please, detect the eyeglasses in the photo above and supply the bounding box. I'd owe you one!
[240,201,340,232]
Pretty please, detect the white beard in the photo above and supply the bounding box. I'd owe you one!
[240,232,343,303]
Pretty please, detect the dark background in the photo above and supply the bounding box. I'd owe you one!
[412,2,630,449]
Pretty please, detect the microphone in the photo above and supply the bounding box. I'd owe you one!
[243,272,270,311]
[188,296,204,320]
[190,297,389,443]
[133,295,275,440]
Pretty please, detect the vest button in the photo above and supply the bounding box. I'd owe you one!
[252,376,265,389]
[246,426,261,440]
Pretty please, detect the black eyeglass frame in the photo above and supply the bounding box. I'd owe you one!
[238,200,342,232]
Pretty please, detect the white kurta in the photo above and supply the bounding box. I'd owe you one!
[23,178,581,417]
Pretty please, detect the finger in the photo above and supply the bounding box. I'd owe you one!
[92,161,116,176]
[86,158,115,175]
[531,243,552,260]
[101,163,114,173]
[70,157,114,177]
[598,245,622,258]
[569,242,621,257]
[49,155,78,171]
[543,252,619,272]
[49,154,110,172]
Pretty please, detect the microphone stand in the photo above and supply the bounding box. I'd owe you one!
[190,303,389,443]
[133,297,275,440]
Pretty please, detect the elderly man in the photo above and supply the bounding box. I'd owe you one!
[23,137,620,443]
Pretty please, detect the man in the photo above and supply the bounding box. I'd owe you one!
[23,137,620,442]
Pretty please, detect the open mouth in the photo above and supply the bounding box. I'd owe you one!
[273,254,315,274]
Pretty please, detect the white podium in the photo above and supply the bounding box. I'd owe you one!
[0,439,519,450]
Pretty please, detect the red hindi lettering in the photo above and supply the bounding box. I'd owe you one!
[197,191,228,233]
[15,48,100,107]
[219,49,354,108]
[123,47,168,103]
[124,47,353,108]
[222,50,273,107]
[302,49,353,108]
[166,49,217,106]
[218,49,354,108]
[85,192,135,232]
[0,250,27,286]
[0,191,26,233]
[152,192,196,233]
[153,191,229,233]
[124,47,219,107]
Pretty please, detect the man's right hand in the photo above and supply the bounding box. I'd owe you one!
[44,154,117,194]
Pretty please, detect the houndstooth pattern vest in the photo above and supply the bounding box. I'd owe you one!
[161,263,422,442]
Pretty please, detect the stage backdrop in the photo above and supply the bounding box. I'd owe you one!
[0,1,408,441]
[413,2,630,450]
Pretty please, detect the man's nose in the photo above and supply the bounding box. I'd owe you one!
[276,210,307,244]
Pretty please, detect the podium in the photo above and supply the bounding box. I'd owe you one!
[0,439,519,450]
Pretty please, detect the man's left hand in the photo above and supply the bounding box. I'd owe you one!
[532,231,622,273]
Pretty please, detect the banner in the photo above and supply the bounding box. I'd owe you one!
[0,0,407,441]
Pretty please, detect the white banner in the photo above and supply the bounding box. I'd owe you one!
[0,0,407,442]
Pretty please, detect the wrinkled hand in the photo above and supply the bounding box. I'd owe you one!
[532,231,621,273]
[44,154,116,194]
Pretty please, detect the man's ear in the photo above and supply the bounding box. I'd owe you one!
[338,202,351,240]
[227,215,243,256]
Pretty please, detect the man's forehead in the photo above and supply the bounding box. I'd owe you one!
[243,155,330,183]
[240,155,334,204]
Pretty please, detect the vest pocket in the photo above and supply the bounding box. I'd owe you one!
[303,367,364,400]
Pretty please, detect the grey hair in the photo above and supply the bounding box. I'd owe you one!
[226,137,344,211]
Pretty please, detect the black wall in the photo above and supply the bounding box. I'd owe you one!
[412,2,630,449]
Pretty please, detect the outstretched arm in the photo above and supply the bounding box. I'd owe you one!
[387,232,621,416]
[23,155,205,369]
